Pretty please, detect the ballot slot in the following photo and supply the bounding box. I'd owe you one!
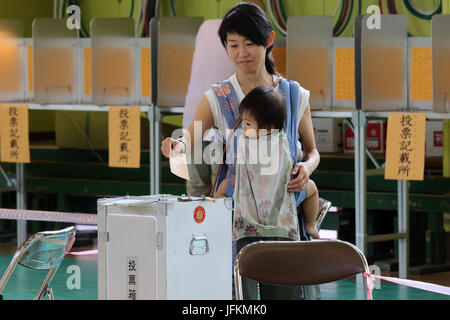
[0,19,25,102]
[359,15,408,111]
[91,18,137,106]
[32,18,80,104]
[287,16,333,110]
[432,15,450,114]
[155,17,202,107]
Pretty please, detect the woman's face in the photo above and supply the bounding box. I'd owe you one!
[225,32,273,73]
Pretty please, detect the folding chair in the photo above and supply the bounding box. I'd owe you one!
[234,239,372,300]
[0,226,76,300]
[316,198,332,230]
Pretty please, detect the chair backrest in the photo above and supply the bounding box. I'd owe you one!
[17,226,76,270]
[235,240,370,287]
[0,226,76,299]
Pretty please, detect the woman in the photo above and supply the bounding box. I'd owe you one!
[161,2,320,299]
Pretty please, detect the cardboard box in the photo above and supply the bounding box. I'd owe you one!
[312,118,343,153]
[343,119,387,153]
[426,120,443,157]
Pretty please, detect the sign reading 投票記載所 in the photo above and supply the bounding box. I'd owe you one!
[108,106,141,168]
[0,105,30,163]
[385,113,426,181]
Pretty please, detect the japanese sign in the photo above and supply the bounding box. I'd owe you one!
[83,47,91,95]
[385,113,426,181]
[0,105,30,163]
[28,45,33,92]
[335,48,355,101]
[411,47,432,101]
[108,106,140,168]
[126,256,138,300]
[141,48,151,97]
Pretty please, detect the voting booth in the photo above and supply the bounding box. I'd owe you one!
[97,195,233,300]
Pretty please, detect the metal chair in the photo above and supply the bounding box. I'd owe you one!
[234,239,372,300]
[316,198,332,230]
[0,226,76,300]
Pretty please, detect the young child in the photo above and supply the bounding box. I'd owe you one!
[215,86,321,239]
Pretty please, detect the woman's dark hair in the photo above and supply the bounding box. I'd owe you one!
[239,86,285,130]
[218,2,277,75]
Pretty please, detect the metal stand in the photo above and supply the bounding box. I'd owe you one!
[352,110,367,284]
[16,163,26,247]
[353,110,367,262]
[397,180,409,278]
[148,106,161,195]
[351,110,410,279]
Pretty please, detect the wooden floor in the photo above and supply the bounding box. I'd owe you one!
[0,242,449,300]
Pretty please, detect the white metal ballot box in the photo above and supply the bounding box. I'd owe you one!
[97,194,233,300]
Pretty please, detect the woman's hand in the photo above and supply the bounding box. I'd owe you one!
[161,137,185,159]
[288,162,310,192]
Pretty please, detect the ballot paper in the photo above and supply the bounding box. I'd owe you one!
[170,151,190,180]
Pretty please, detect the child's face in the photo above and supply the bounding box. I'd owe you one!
[241,112,259,139]
[241,111,273,139]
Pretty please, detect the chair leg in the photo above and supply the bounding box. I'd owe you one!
[316,198,332,229]
[34,268,57,300]
[302,285,321,300]
[0,250,23,297]
[234,271,244,300]
[46,288,55,300]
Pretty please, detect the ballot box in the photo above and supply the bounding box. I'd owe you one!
[97,195,233,300]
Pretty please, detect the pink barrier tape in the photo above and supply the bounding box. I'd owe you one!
[69,249,98,256]
[364,273,450,298]
[0,208,97,225]
[364,273,376,300]
[66,234,76,255]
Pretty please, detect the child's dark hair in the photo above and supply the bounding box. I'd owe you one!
[239,86,285,130]
[218,2,277,75]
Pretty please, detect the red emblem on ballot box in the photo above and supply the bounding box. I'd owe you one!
[194,206,206,224]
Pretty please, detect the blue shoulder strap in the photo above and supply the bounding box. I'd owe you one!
[278,78,300,167]
[279,78,303,205]
[210,80,241,129]
[210,80,241,197]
